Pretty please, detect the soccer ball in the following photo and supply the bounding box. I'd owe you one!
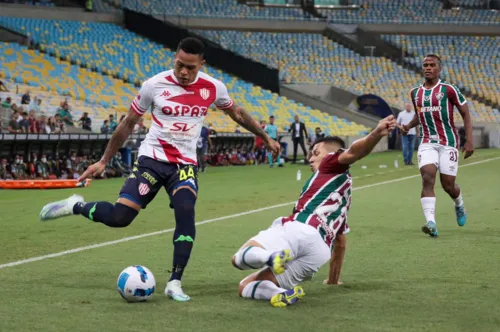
[117,265,156,302]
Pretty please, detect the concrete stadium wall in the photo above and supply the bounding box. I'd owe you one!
[0,3,122,23]
[359,24,500,36]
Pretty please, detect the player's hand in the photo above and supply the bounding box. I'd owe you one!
[399,124,409,136]
[266,138,281,160]
[462,140,474,159]
[375,115,397,137]
[78,160,106,182]
[323,279,343,285]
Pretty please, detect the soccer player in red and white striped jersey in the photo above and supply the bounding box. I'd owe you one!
[401,54,474,237]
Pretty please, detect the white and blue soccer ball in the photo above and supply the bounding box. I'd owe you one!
[117,265,156,302]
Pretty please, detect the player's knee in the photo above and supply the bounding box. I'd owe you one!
[441,181,454,194]
[238,278,250,297]
[421,172,435,187]
[113,203,138,227]
[172,187,197,212]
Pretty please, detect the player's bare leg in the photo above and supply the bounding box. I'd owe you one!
[232,240,303,307]
[420,164,438,237]
[440,173,467,226]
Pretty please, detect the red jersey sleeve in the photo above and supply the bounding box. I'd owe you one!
[446,84,467,107]
[319,151,349,174]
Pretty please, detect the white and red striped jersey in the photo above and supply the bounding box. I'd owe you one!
[130,70,234,165]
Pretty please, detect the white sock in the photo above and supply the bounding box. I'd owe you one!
[233,246,272,270]
[241,280,286,300]
[453,192,464,207]
[421,197,436,223]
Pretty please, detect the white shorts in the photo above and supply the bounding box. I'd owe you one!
[418,143,459,177]
[249,218,331,289]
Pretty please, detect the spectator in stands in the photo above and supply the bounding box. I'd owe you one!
[28,110,39,133]
[0,157,13,180]
[101,120,111,133]
[0,80,9,92]
[134,117,148,134]
[216,149,229,166]
[19,112,30,133]
[397,102,417,165]
[65,151,79,179]
[58,102,74,126]
[21,90,31,105]
[235,126,241,134]
[288,115,309,164]
[8,112,22,133]
[53,114,66,133]
[1,97,12,108]
[78,155,91,174]
[35,154,50,179]
[11,154,27,179]
[247,149,256,165]
[109,152,131,177]
[28,96,42,114]
[78,112,92,131]
[37,114,48,134]
[108,114,118,133]
[197,124,212,173]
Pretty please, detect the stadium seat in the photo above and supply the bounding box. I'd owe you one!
[0,18,371,134]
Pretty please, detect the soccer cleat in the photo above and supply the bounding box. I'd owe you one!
[267,249,292,275]
[270,286,305,308]
[455,205,467,227]
[39,194,84,221]
[165,280,190,302]
[421,221,438,237]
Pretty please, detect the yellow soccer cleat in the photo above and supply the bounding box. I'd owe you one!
[270,286,305,308]
[267,249,292,275]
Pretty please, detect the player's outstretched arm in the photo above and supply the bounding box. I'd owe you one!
[338,115,396,165]
[457,103,474,159]
[324,234,346,285]
[224,103,280,157]
[78,108,141,181]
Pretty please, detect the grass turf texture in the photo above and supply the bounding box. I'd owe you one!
[1,150,499,332]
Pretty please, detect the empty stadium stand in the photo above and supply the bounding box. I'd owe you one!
[0,17,370,135]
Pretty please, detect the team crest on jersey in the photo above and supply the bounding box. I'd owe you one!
[200,88,210,100]
[435,92,444,101]
[138,183,150,196]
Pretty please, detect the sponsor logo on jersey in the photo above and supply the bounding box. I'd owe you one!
[435,92,444,101]
[161,90,171,98]
[171,122,197,132]
[200,88,210,100]
[138,183,150,195]
[421,106,442,113]
[141,172,157,185]
[161,105,208,117]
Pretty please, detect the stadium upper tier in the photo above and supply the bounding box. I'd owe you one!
[382,35,499,106]
[194,29,498,123]
[0,19,370,135]
[91,0,499,25]
[101,0,315,20]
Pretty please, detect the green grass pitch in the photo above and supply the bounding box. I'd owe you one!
[1,150,500,332]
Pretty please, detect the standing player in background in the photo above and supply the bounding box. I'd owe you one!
[400,54,474,237]
[232,116,396,307]
[265,115,280,167]
[39,37,280,301]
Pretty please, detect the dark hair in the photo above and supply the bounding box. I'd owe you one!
[269,115,274,119]
[424,54,441,65]
[312,136,346,150]
[177,37,205,58]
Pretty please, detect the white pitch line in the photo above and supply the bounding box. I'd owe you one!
[1,156,499,270]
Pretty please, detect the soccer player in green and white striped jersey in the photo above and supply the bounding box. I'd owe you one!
[231,116,397,308]
[401,54,474,237]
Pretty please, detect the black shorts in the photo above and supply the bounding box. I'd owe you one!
[119,156,198,209]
